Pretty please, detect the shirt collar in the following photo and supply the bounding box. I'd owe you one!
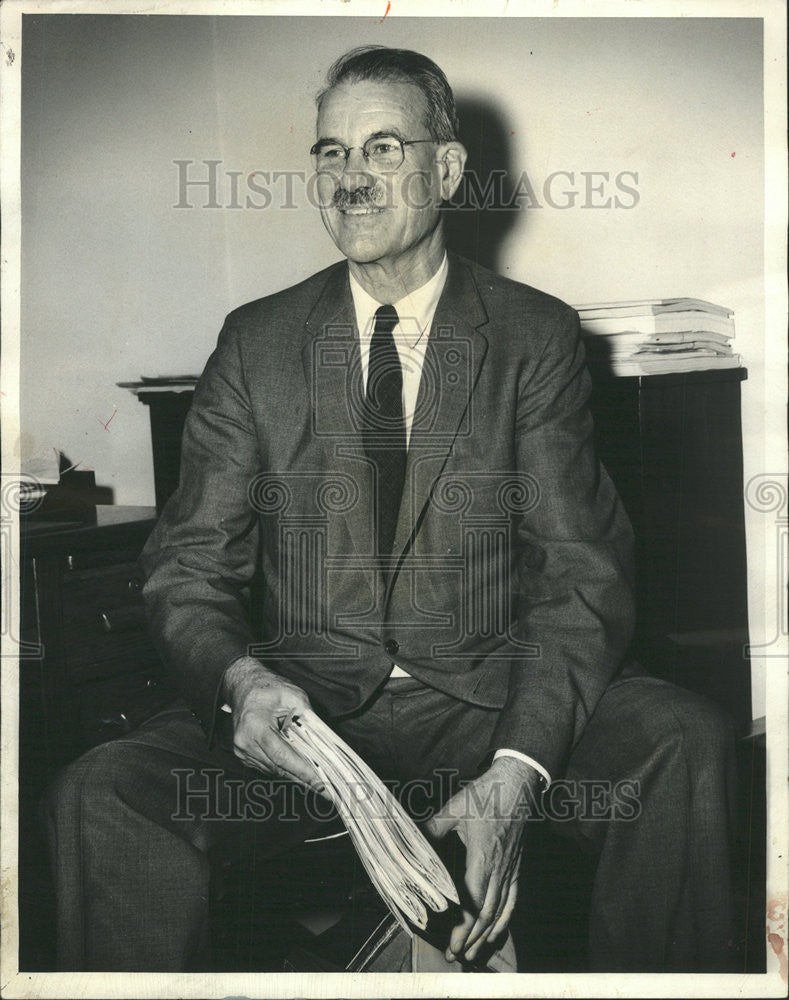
[348,253,449,350]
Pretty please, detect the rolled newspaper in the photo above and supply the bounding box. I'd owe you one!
[280,709,459,935]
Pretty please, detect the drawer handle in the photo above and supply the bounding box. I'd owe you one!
[99,607,147,633]
[65,550,143,572]
[96,711,132,736]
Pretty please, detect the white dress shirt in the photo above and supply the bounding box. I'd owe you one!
[349,254,447,448]
[348,256,551,789]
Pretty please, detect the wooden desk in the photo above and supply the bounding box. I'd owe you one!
[20,506,176,773]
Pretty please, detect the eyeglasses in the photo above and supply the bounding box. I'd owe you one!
[310,133,436,173]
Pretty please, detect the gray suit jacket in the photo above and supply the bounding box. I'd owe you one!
[140,253,635,778]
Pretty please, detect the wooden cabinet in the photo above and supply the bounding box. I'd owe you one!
[589,368,751,725]
[18,506,178,969]
[137,390,194,511]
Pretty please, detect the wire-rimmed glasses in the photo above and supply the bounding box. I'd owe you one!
[310,132,436,173]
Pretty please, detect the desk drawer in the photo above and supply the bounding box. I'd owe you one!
[60,561,145,625]
[63,633,163,683]
[77,670,178,750]
[57,560,162,681]
[62,548,145,573]
[60,592,161,681]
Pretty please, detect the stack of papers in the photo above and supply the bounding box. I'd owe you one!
[575,298,741,376]
[281,710,459,934]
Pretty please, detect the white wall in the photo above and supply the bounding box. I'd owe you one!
[20,14,771,714]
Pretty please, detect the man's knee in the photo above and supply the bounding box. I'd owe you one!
[41,737,190,844]
[574,676,738,791]
[620,681,739,801]
[42,741,138,834]
[652,685,737,768]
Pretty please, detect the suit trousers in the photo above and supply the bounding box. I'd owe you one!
[41,669,738,972]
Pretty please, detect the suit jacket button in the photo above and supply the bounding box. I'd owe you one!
[384,639,399,656]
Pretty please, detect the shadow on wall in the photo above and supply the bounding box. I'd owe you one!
[443,98,523,272]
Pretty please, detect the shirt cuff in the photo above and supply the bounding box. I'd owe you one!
[493,749,552,788]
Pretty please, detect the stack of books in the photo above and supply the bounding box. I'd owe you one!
[575,298,740,376]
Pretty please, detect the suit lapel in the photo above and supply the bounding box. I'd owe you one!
[391,255,490,566]
[302,264,376,581]
[301,256,490,599]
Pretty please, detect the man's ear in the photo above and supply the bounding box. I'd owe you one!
[436,141,467,201]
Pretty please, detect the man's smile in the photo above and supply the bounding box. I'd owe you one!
[337,205,385,216]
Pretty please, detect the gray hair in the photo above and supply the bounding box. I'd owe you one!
[316,45,459,142]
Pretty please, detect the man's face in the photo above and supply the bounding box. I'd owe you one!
[314,79,446,268]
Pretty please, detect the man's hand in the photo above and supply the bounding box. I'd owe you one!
[222,656,326,795]
[425,755,540,963]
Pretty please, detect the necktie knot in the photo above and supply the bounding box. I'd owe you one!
[373,303,399,334]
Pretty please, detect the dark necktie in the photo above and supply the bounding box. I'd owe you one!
[362,304,406,570]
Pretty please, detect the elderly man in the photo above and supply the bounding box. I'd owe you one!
[44,45,737,973]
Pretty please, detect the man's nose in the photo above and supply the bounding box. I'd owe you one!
[340,147,375,189]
